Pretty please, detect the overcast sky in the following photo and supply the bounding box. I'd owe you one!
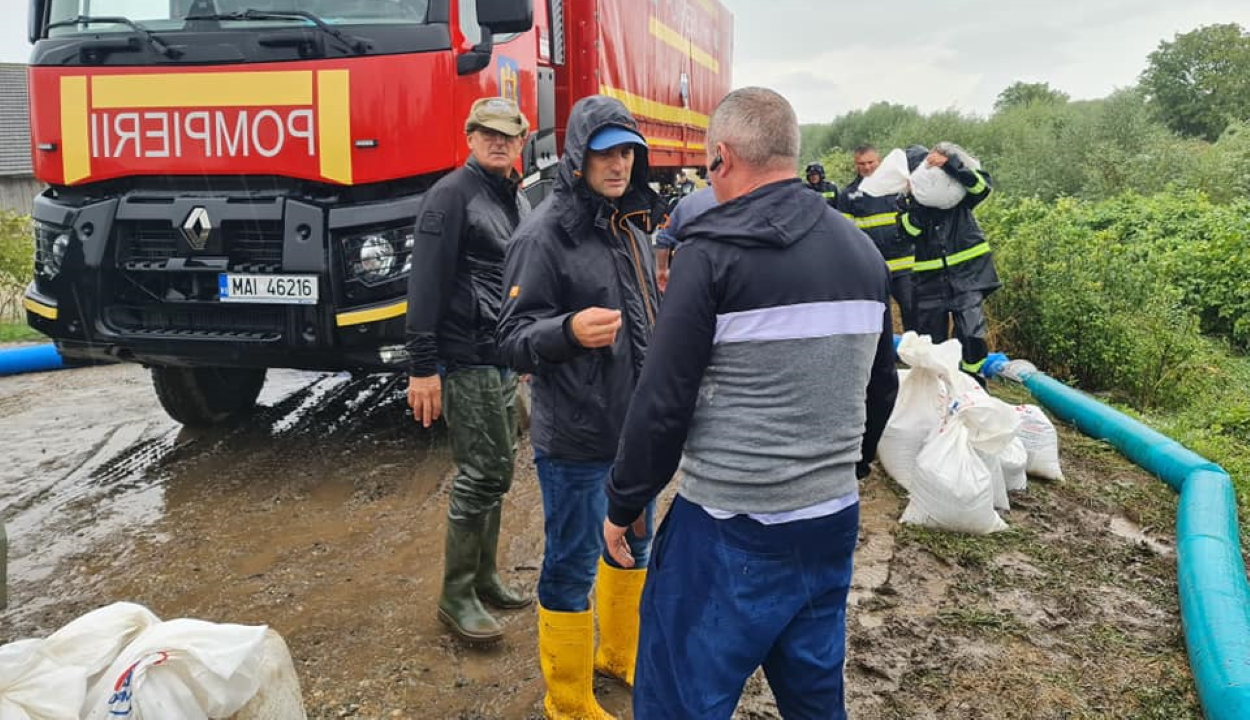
[2,1,1249,123]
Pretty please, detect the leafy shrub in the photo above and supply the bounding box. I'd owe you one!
[0,211,33,320]
[981,193,1250,409]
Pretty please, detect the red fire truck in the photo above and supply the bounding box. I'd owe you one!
[22,0,732,425]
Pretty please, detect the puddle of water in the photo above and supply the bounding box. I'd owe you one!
[1108,516,1173,556]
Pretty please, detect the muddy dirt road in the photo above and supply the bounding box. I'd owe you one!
[1,362,1202,719]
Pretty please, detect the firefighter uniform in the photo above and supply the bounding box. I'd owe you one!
[803,162,839,208]
[897,155,999,377]
[838,177,916,330]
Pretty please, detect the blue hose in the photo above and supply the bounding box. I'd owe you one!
[0,343,66,376]
[1014,368,1250,719]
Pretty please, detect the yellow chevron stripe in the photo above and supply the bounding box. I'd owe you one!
[599,85,710,129]
[335,300,406,327]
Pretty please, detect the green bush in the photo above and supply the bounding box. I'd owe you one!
[982,193,1250,409]
[0,211,33,320]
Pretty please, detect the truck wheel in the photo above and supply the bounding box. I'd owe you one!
[151,366,267,427]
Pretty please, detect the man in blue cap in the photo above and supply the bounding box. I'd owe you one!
[498,95,662,718]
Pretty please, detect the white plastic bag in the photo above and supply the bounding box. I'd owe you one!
[879,333,962,490]
[1016,404,1064,480]
[1000,437,1029,492]
[84,619,269,720]
[903,411,1008,534]
[977,450,1010,511]
[858,148,910,197]
[0,639,88,720]
[42,602,161,686]
[910,164,965,210]
[233,630,307,720]
[910,143,983,210]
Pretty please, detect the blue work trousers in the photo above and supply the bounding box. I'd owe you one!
[635,494,859,719]
[534,452,654,611]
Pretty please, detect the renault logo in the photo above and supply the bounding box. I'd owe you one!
[181,207,212,251]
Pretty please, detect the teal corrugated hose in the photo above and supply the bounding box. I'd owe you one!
[1018,370,1250,719]
[897,334,1250,719]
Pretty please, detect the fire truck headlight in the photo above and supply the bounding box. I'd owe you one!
[343,226,414,287]
[358,234,396,283]
[34,222,71,280]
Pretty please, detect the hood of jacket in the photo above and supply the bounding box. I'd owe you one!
[554,95,662,237]
[680,178,827,250]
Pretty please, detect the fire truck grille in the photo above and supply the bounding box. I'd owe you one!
[104,304,285,339]
[118,220,285,267]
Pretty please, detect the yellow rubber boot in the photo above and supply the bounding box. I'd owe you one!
[593,559,647,687]
[538,605,616,720]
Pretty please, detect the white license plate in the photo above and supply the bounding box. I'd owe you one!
[218,273,318,305]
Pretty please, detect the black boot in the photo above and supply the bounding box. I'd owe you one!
[438,516,504,642]
[475,505,533,610]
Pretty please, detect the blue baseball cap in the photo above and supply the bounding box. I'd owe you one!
[588,126,647,151]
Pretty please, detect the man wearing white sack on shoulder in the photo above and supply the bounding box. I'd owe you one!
[897,142,1000,387]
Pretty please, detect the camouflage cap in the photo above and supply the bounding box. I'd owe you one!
[465,97,530,137]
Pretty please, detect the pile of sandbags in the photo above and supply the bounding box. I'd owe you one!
[0,602,305,720]
[879,332,1063,534]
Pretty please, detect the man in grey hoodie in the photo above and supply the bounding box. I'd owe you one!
[604,87,899,719]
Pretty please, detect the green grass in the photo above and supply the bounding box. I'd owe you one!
[0,321,42,343]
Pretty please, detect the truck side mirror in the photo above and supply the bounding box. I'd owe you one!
[476,0,533,35]
[29,0,47,43]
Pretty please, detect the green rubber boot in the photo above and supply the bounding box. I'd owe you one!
[476,505,533,610]
[438,516,503,643]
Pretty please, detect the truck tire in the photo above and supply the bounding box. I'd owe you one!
[151,366,267,427]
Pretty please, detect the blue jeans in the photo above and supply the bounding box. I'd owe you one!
[635,495,859,719]
[534,451,654,612]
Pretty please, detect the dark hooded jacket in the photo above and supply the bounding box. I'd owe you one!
[605,179,899,526]
[404,158,530,377]
[496,96,662,461]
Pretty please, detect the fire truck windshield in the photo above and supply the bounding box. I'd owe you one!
[46,0,431,37]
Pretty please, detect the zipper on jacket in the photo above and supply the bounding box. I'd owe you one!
[614,211,656,328]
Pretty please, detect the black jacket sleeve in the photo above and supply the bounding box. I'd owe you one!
[404,179,466,378]
[606,244,718,527]
[859,301,900,478]
[942,155,994,209]
[496,229,588,373]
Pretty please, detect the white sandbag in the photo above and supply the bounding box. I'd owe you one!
[42,602,161,685]
[903,405,1008,535]
[233,630,307,720]
[1001,437,1029,492]
[879,333,962,490]
[0,638,88,720]
[84,619,269,720]
[910,164,965,210]
[858,148,910,197]
[978,450,1010,511]
[909,142,983,210]
[948,374,1020,455]
[1016,404,1064,480]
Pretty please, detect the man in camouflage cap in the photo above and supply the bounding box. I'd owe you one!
[405,96,532,642]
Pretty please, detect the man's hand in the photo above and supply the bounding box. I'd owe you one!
[570,307,622,348]
[925,150,948,168]
[603,514,649,568]
[407,374,442,428]
[656,248,672,293]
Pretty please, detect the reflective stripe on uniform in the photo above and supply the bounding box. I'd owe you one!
[912,241,991,272]
[900,212,922,237]
[967,169,989,195]
[961,358,987,374]
[886,255,915,272]
[854,212,898,229]
[821,191,838,199]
